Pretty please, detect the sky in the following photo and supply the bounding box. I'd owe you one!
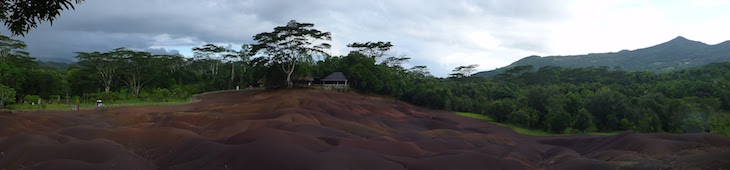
[6,0,730,77]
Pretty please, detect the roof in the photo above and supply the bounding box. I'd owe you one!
[322,72,347,81]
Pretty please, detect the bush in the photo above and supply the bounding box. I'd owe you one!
[97,91,118,102]
[171,87,189,99]
[682,112,709,133]
[24,95,40,104]
[710,113,730,137]
[72,96,81,105]
[149,88,171,102]
[49,95,61,101]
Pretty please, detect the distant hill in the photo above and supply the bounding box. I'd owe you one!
[474,36,730,77]
[36,56,76,63]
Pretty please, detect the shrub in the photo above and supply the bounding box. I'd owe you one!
[149,88,171,102]
[97,91,118,102]
[682,112,709,133]
[24,95,40,104]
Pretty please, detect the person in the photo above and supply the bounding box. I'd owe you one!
[96,99,103,109]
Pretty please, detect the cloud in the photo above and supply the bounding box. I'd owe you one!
[7,0,730,77]
[142,48,181,55]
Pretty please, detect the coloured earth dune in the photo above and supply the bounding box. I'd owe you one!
[0,89,728,169]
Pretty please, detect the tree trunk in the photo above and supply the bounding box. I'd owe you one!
[286,59,296,88]
[230,63,235,88]
[134,85,141,98]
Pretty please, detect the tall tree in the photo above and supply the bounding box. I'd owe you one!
[451,64,479,78]
[192,44,227,76]
[347,41,393,62]
[383,55,410,68]
[0,84,15,109]
[572,109,593,133]
[115,49,161,98]
[0,35,28,61]
[251,20,331,87]
[75,49,122,92]
[234,44,253,85]
[408,65,431,77]
[223,45,253,87]
[1,0,85,36]
[0,35,36,76]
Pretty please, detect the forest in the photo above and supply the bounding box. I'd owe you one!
[1,20,729,137]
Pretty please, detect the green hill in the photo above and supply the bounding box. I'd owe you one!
[474,36,730,77]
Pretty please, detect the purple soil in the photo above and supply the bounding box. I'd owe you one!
[0,89,728,169]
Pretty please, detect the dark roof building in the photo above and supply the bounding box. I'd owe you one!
[322,72,347,82]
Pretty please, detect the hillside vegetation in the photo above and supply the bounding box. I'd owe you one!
[474,36,730,77]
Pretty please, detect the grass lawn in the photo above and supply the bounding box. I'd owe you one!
[3,99,192,111]
[456,112,621,136]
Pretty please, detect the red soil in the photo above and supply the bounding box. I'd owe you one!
[0,89,728,169]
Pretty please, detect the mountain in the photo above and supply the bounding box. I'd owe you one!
[36,56,76,63]
[474,36,730,77]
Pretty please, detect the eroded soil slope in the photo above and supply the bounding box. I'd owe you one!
[0,89,728,169]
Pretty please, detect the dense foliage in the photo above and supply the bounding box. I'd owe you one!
[1,0,85,36]
[475,36,730,77]
[302,50,730,136]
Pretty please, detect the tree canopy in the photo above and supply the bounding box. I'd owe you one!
[251,20,331,87]
[0,0,85,36]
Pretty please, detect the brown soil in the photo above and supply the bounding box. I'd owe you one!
[1,89,728,170]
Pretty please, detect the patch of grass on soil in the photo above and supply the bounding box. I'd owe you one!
[456,112,621,136]
[4,99,191,111]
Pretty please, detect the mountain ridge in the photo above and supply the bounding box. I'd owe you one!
[474,36,730,77]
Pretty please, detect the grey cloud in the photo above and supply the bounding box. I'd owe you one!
[143,48,180,55]
[10,0,572,77]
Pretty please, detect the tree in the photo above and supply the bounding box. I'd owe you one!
[251,20,331,87]
[545,94,571,133]
[226,44,253,88]
[546,108,571,133]
[115,49,162,98]
[487,99,516,123]
[584,87,628,131]
[0,35,29,62]
[682,112,709,133]
[192,44,227,76]
[75,50,121,92]
[450,64,479,78]
[347,41,393,62]
[572,109,593,133]
[0,84,15,109]
[408,65,431,77]
[507,108,532,127]
[1,0,85,36]
[382,55,410,68]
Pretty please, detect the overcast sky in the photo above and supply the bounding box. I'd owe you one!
[6,0,730,77]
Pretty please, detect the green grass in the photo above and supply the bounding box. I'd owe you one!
[3,98,192,111]
[456,112,621,136]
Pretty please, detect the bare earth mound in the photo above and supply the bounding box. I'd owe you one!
[1,89,728,169]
